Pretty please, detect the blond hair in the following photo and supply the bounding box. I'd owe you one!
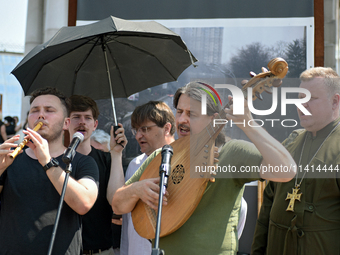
[300,67,340,96]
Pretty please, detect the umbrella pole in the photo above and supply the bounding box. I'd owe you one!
[103,46,118,126]
[103,44,125,148]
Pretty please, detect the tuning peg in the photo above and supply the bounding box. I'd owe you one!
[263,86,273,94]
[255,91,263,100]
[272,79,282,87]
[249,71,256,77]
[241,80,248,87]
[261,67,269,73]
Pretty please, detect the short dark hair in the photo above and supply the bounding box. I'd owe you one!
[131,101,175,136]
[29,87,70,117]
[4,116,14,124]
[68,95,100,120]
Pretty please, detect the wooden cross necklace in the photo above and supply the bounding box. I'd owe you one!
[285,121,340,212]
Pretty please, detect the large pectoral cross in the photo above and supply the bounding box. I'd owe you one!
[285,186,302,212]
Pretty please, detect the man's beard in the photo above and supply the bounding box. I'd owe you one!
[41,122,64,143]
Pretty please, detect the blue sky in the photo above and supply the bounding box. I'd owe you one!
[0,0,28,53]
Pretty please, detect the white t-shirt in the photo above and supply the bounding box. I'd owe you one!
[120,153,152,255]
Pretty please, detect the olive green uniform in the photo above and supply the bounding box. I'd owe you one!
[252,118,340,255]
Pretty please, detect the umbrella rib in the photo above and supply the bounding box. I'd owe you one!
[75,37,101,73]
[107,37,179,81]
[42,36,100,67]
[71,37,102,95]
[17,36,100,96]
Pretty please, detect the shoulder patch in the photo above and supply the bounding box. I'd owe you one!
[282,128,305,148]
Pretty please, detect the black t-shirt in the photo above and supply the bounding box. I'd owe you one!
[0,121,4,144]
[0,150,99,255]
[5,123,15,136]
[82,147,121,250]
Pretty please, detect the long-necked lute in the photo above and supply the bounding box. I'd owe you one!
[132,57,288,239]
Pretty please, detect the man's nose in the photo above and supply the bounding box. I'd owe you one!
[177,113,189,123]
[78,116,86,124]
[38,111,45,120]
[135,129,143,139]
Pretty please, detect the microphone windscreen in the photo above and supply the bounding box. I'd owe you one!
[162,144,173,154]
[73,132,84,143]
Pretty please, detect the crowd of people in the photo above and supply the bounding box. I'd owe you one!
[0,66,339,255]
[0,115,23,143]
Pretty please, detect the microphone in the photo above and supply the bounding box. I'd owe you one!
[62,132,84,164]
[159,145,173,194]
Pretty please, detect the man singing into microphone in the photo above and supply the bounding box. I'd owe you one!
[0,87,99,254]
[112,81,296,255]
[68,95,127,255]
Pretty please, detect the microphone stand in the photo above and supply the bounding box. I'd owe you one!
[47,163,72,255]
[152,165,167,255]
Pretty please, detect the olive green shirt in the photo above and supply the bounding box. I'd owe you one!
[127,139,262,255]
[252,118,340,255]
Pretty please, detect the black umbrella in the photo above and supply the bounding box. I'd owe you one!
[12,16,197,125]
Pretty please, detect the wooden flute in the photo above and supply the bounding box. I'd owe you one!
[9,122,43,159]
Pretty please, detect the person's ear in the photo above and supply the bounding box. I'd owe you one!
[164,122,171,135]
[332,93,340,110]
[93,119,98,130]
[63,117,70,131]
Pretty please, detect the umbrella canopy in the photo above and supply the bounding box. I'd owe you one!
[12,16,197,124]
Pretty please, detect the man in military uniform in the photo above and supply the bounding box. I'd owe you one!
[252,67,340,255]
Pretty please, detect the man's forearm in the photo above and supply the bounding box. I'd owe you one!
[111,184,140,214]
[46,166,98,215]
[107,151,125,205]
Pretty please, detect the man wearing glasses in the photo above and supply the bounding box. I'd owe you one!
[120,100,176,255]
